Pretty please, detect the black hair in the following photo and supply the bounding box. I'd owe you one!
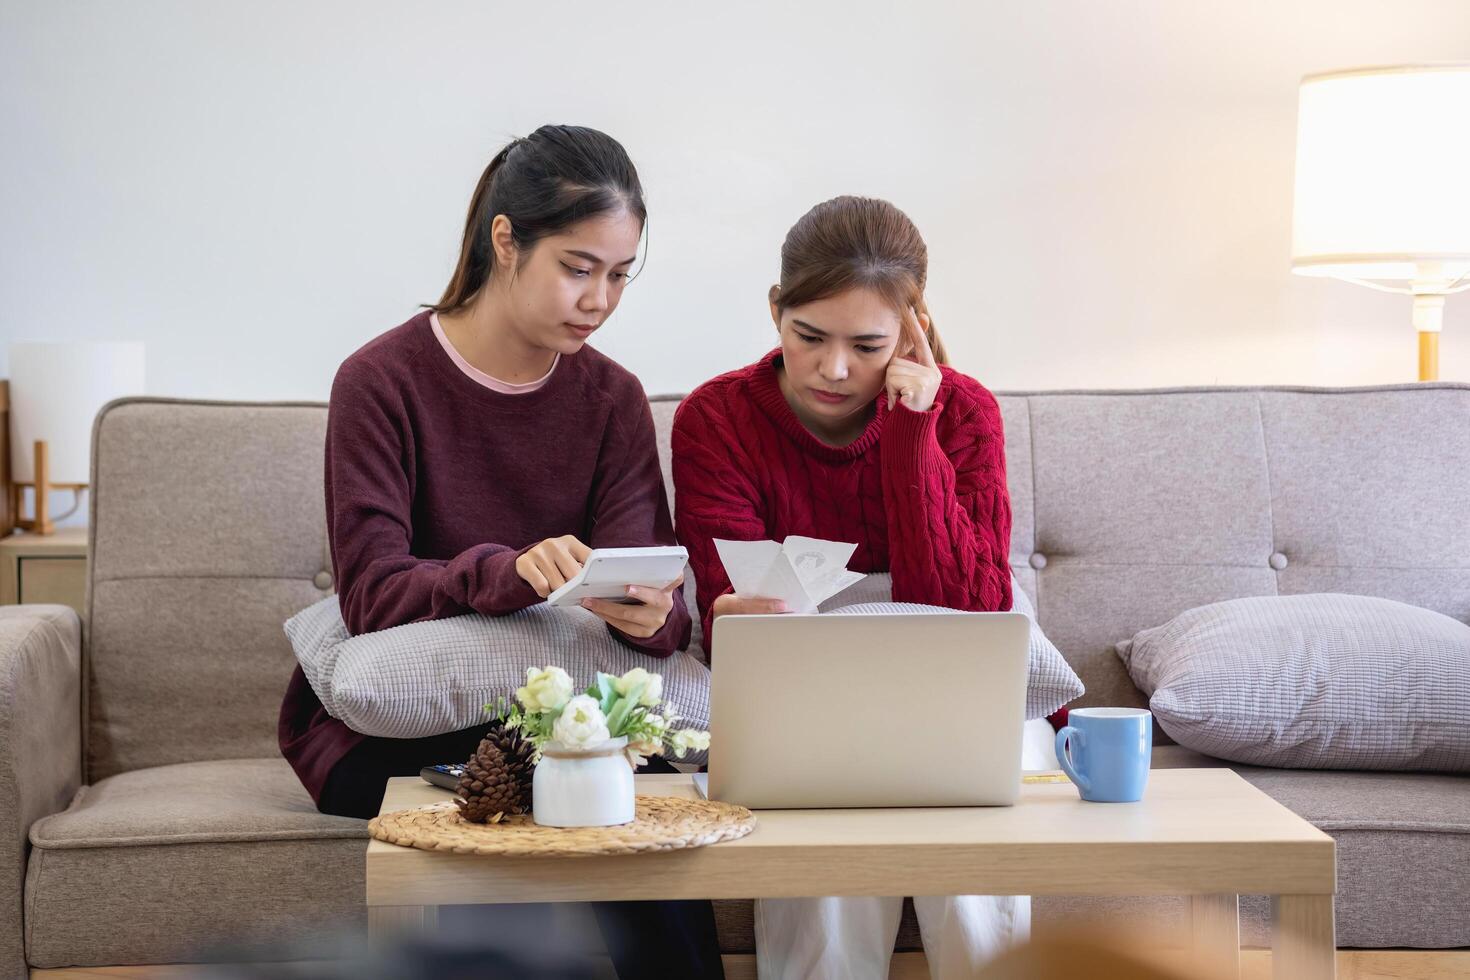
[434,125,646,312]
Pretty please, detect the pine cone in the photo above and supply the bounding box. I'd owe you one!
[456,722,536,823]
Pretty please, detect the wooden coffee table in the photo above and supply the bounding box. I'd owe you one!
[367,767,1336,979]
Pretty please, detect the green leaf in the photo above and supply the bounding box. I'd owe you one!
[605,682,644,736]
[596,674,618,713]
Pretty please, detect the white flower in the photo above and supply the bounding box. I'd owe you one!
[669,728,711,758]
[553,695,611,748]
[516,666,573,713]
[615,667,664,707]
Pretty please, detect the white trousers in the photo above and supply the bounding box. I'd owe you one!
[752,719,1058,980]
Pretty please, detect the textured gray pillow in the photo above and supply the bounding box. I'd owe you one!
[284,597,711,759]
[1117,593,1470,772]
[826,572,1084,719]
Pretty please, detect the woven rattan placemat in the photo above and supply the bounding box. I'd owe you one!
[369,795,756,857]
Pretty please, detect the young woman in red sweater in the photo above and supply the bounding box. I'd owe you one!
[671,196,1026,979]
[278,125,722,978]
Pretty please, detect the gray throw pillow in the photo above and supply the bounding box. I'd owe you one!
[1117,593,1470,772]
[825,572,1084,720]
[284,597,711,761]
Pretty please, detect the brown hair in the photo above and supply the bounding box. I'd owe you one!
[770,196,948,365]
[433,125,646,313]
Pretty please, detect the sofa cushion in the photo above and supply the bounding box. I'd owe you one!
[25,759,366,967]
[1118,593,1470,772]
[285,596,712,754]
[1236,766,1470,948]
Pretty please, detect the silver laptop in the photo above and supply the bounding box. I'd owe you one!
[703,611,1030,809]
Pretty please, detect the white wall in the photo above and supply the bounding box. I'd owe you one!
[3,0,1469,401]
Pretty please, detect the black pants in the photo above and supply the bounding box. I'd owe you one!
[319,724,724,980]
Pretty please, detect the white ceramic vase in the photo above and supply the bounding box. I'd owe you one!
[532,736,635,827]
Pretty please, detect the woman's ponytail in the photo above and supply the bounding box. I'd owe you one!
[433,142,516,312]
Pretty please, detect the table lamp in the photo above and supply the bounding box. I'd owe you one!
[1290,64,1470,381]
[8,342,146,535]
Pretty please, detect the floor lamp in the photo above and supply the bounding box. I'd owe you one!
[1290,64,1470,381]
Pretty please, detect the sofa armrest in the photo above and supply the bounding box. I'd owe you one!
[0,605,81,979]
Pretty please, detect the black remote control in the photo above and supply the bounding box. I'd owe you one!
[419,763,465,791]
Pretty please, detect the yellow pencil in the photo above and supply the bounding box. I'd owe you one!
[1022,772,1070,784]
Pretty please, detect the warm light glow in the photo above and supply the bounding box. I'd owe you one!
[1291,65,1470,284]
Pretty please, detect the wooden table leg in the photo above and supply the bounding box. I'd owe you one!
[368,904,440,943]
[1190,893,1239,978]
[1271,895,1335,980]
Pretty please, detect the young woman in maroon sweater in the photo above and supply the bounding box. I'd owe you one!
[671,197,1026,979]
[278,125,721,979]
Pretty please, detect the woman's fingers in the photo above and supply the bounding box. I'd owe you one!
[546,541,584,585]
[560,535,593,563]
[885,358,916,410]
[582,597,661,638]
[519,561,551,597]
[583,578,681,638]
[906,307,938,368]
[514,537,586,594]
[513,535,594,598]
[885,358,923,410]
[530,552,566,592]
[712,593,791,618]
[885,310,940,412]
[625,583,672,606]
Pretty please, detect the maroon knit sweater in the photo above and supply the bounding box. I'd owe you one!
[671,349,1012,652]
[279,311,690,804]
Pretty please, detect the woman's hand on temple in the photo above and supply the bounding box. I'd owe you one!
[516,535,592,597]
[582,575,685,639]
[884,306,941,413]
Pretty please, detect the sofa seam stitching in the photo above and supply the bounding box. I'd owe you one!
[1025,397,1041,625]
[1255,392,1281,597]
[23,844,41,954]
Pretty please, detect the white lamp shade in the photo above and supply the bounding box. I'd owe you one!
[10,342,146,485]
[1291,64,1470,282]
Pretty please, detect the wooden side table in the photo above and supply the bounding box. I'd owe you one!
[0,527,88,616]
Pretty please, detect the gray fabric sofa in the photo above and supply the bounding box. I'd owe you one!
[2,385,1467,974]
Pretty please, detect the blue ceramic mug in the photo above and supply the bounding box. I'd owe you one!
[1054,708,1152,803]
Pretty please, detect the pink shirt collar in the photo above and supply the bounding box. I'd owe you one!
[430,311,559,394]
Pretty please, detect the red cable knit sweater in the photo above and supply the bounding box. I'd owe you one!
[671,349,1012,652]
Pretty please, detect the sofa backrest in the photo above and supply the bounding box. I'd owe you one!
[990,385,1470,710]
[86,385,1470,778]
[87,400,331,781]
